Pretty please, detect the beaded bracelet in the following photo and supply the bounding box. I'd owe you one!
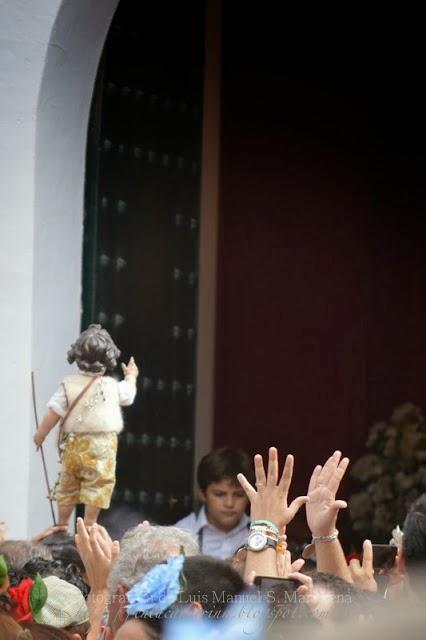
[311,529,339,543]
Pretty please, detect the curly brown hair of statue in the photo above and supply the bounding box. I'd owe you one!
[67,324,121,373]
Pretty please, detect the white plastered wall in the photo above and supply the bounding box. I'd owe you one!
[0,0,118,538]
[0,0,219,537]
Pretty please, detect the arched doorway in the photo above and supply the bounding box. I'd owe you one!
[30,0,120,533]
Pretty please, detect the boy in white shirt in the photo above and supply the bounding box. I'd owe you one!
[175,447,254,560]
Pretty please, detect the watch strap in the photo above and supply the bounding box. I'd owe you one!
[246,533,278,552]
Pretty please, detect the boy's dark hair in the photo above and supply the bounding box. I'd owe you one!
[403,493,426,584]
[67,324,120,373]
[197,447,254,492]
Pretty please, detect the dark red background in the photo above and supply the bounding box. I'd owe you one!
[214,8,426,537]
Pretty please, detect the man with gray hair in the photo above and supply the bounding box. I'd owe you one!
[108,522,198,633]
[75,519,198,638]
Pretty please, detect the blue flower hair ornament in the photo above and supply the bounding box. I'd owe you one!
[126,555,185,617]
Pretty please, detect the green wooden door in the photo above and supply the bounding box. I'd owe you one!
[83,0,205,526]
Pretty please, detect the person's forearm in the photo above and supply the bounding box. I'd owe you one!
[244,548,278,582]
[87,588,109,640]
[37,408,60,438]
[315,539,353,583]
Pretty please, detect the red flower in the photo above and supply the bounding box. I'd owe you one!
[8,578,34,622]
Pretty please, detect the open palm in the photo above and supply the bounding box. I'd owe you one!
[306,451,349,536]
[238,447,309,530]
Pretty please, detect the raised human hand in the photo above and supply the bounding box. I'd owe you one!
[349,539,377,592]
[287,571,334,621]
[75,519,120,593]
[121,357,139,378]
[238,447,309,531]
[277,548,305,578]
[306,450,349,537]
[287,570,314,598]
[385,547,408,600]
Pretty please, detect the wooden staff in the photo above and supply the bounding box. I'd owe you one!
[31,371,57,526]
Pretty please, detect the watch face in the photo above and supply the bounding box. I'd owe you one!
[248,531,267,551]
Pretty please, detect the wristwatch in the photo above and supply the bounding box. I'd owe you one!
[246,530,278,552]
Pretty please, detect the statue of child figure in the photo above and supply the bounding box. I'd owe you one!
[34,324,139,527]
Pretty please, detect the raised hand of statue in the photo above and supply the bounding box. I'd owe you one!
[33,431,45,448]
[306,450,349,537]
[238,446,309,530]
[121,356,139,379]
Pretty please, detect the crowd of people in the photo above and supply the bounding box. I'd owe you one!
[1,445,425,639]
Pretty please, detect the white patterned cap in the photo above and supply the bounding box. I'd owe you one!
[39,576,89,628]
